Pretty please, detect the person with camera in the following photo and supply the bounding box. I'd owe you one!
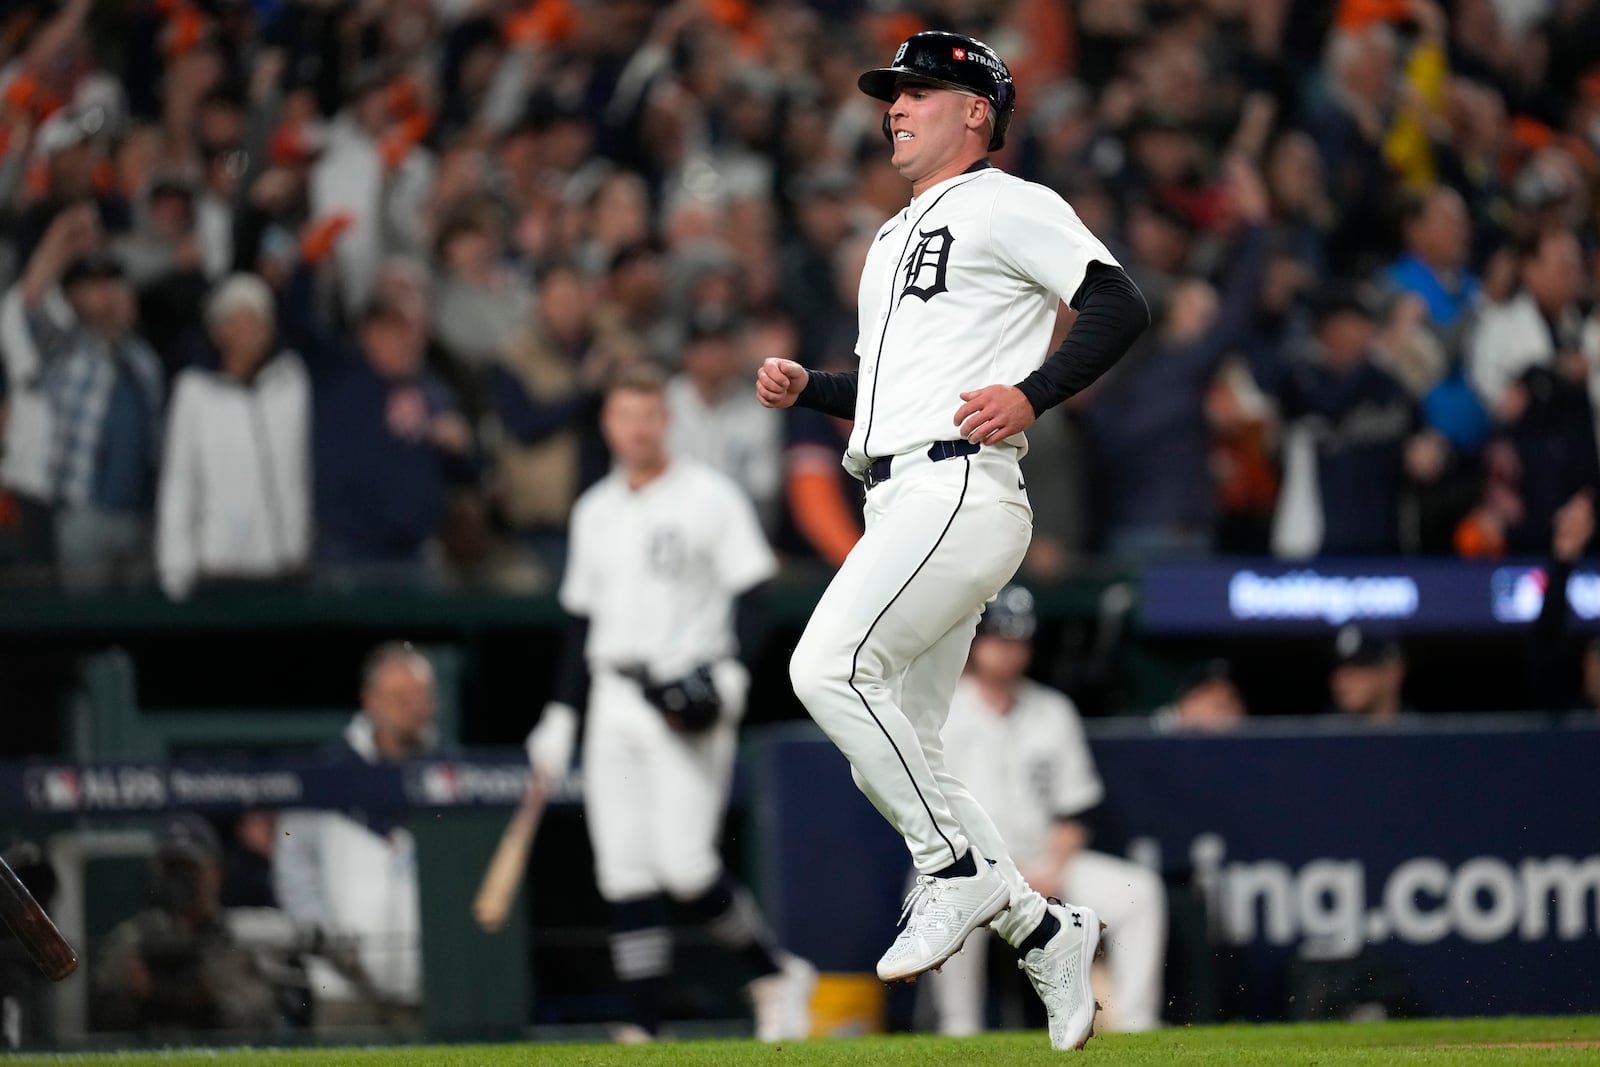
[91,815,281,1036]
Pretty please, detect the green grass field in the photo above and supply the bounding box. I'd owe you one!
[7,1018,1600,1066]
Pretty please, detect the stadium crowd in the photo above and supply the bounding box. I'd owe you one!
[0,0,1598,598]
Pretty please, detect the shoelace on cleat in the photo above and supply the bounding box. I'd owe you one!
[896,875,938,930]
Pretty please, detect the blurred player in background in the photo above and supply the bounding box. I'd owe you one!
[928,586,1166,1035]
[525,365,813,1043]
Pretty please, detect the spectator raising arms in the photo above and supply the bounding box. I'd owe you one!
[0,205,163,591]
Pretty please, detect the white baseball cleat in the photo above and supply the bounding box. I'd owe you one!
[1018,902,1105,1051]
[608,1022,655,1045]
[750,952,817,1041]
[876,857,1010,983]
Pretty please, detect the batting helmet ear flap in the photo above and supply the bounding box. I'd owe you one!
[882,111,893,145]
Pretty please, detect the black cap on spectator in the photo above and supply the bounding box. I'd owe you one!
[686,310,743,345]
[1176,657,1234,697]
[1334,625,1401,667]
[158,814,222,864]
[608,240,664,276]
[1127,107,1194,138]
[519,91,590,133]
[1312,280,1382,324]
[147,172,197,204]
[61,252,124,289]
[978,584,1038,641]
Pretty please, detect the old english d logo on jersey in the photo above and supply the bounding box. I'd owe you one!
[900,226,954,302]
[648,526,687,577]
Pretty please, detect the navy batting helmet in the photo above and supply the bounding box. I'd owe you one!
[978,584,1037,641]
[859,31,1016,152]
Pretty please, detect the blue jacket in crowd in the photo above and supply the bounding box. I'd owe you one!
[1086,224,1269,540]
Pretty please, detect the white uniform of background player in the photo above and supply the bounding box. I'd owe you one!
[929,586,1166,1035]
[757,31,1148,1051]
[526,365,812,1042]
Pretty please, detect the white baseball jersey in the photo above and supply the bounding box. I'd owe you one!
[560,458,777,679]
[942,675,1104,867]
[848,166,1118,471]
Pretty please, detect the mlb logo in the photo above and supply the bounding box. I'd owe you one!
[26,769,79,812]
[419,763,460,805]
[952,47,967,60]
[1490,566,1547,622]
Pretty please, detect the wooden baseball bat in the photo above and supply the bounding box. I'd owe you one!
[471,777,548,933]
[0,854,77,981]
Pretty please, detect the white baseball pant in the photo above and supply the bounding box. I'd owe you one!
[582,663,747,901]
[929,850,1168,1033]
[790,445,1049,944]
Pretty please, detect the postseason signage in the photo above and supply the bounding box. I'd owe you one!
[752,721,1600,1020]
[0,756,533,816]
[1141,558,1600,634]
[1088,720,1600,1019]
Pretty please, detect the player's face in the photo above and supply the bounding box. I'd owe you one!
[1330,662,1394,717]
[886,80,989,184]
[968,634,1031,684]
[601,387,669,471]
[363,658,437,752]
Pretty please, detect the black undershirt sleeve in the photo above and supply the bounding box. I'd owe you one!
[552,615,591,711]
[1015,262,1150,416]
[794,370,859,420]
[733,582,772,674]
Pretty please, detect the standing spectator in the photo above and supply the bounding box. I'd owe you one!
[777,168,854,366]
[927,586,1167,1036]
[1262,285,1443,557]
[13,102,132,267]
[493,262,635,571]
[274,644,435,1033]
[1466,229,1592,426]
[311,301,473,581]
[430,206,531,398]
[1263,130,1334,279]
[310,73,432,321]
[593,241,676,367]
[156,274,310,600]
[1302,18,1405,277]
[1086,157,1271,560]
[0,207,162,590]
[665,315,783,531]
[1382,185,1480,337]
[116,173,212,376]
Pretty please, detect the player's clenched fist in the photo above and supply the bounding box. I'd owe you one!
[756,357,809,409]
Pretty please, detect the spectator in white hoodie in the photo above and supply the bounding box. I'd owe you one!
[156,273,310,600]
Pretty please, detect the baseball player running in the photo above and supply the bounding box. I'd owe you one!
[526,364,814,1043]
[931,585,1166,1036]
[756,31,1148,1051]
